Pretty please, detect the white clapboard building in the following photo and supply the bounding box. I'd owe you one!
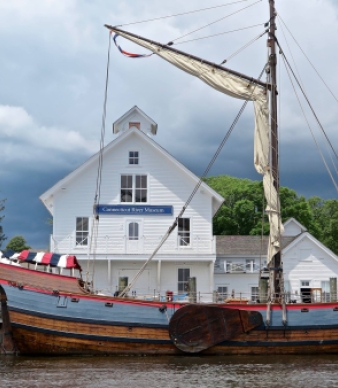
[215,218,338,303]
[40,106,224,300]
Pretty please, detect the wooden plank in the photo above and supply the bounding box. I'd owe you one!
[0,263,86,294]
[9,310,170,341]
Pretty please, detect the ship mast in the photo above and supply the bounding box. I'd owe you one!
[268,0,282,301]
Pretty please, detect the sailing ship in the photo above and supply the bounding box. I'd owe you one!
[1,0,338,355]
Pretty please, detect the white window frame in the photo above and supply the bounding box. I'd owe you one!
[75,217,89,247]
[129,151,139,165]
[128,222,139,240]
[120,174,148,203]
[300,280,311,287]
[178,268,190,294]
[217,286,228,302]
[321,280,330,302]
[251,286,259,302]
[178,218,191,247]
[125,219,143,241]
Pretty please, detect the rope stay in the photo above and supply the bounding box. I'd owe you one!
[275,38,338,163]
[118,64,267,297]
[173,23,266,46]
[168,0,262,45]
[116,0,254,27]
[278,14,338,104]
[277,41,338,193]
[278,19,338,179]
[220,28,268,64]
[87,31,112,290]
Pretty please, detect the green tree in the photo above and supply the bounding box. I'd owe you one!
[205,175,338,254]
[0,196,6,248]
[309,199,338,254]
[6,235,31,252]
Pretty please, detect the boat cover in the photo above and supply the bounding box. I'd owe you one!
[0,249,82,271]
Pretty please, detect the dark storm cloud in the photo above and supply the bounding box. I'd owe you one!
[1,0,338,247]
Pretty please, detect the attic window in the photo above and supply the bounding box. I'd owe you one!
[129,122,140,130]
[129,151,139,165]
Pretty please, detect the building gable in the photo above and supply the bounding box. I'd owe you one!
[40,126,223,216]
[283,218,307,237]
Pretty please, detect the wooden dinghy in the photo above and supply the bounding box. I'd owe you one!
[168,304,263,353]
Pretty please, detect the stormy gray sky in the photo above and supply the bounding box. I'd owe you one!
[1,0,338,248]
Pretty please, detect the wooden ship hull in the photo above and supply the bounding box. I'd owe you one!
[2,262,338,356]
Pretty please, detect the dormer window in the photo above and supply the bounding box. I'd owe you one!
[129,122,140,130]
[129,151,139,165]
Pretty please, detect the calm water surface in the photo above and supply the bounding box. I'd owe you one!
[1,355,338,388]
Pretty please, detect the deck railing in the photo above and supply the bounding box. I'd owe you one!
[50,234,216,255]
[91,288,337,305]
[225,263,261,274]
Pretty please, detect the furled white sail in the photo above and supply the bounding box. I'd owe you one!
[110,28,283,261]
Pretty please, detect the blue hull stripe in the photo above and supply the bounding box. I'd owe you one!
[12,323,172,344]
[9,306,169,329]
[10,306,338,331]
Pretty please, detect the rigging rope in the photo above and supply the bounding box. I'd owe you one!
[275,38,338,162]
[167,0,262,45]
[280,49,338,193]
[172,23,265,46]
[220,29,268,64]
[278,14,338,104]
[119,64,267,297]
[278,19,338,178]
[116,0,253,27]
[87,31,112,289]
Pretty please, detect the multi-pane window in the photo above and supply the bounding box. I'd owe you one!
[76,217,89,246]
[121,175,147,203]
[178,268,190,294]
[178,218,190,246]
[129,151,139,165]
[128,222,139,240]
[251,286,259,302]
[135,175,147,202]
[322,281,330,302]
[217,286,228,302]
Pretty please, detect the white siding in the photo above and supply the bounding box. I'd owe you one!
[51,130,215,257]
[283,236,338,298]
[42,108,222,296]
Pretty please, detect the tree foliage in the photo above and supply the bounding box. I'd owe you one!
[0,196,6,248]
[205,175,338,254]
[6,235,31,252]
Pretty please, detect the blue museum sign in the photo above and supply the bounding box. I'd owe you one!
[96,205,173,216]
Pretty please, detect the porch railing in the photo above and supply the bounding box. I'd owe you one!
[50,233,216,255]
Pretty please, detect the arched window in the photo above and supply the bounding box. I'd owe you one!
[129,222,139,240]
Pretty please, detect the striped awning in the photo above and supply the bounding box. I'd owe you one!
[1,249,82,271]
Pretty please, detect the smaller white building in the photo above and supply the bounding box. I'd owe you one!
[40,106,224,300]
[214,218,338,303]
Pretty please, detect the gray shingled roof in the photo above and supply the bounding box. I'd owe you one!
[216,235,297,256]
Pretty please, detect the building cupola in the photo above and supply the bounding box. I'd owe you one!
[113,106,157,136]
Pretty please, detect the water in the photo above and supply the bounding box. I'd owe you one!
[1,355,338,388]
